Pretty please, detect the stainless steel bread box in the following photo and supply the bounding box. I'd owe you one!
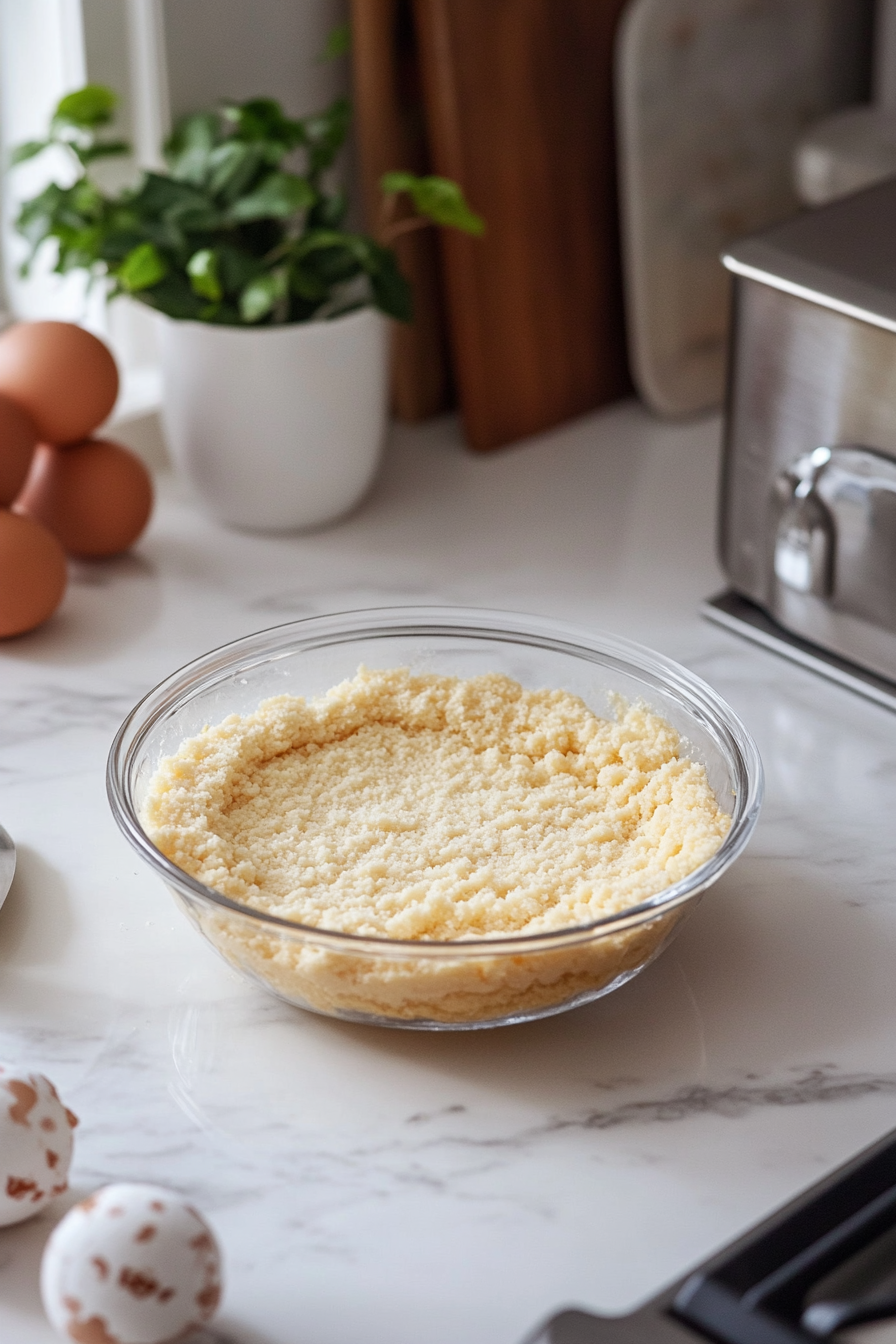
[714,178,896,703]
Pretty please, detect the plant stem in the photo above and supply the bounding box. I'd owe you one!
[263,240,292,264]
[379,215,432,245]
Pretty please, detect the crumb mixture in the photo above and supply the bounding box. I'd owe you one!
[144,667,730,940]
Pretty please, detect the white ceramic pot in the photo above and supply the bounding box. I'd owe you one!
[158,306,388,531]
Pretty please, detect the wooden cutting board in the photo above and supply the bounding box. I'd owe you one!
[412,0,631,450]
[350,0,454,421]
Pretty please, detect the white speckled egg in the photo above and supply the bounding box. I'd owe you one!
[41,1182,223,1344]
[0,1063,77,1227]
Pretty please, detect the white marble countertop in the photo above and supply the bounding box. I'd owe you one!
[1,401,896,1344]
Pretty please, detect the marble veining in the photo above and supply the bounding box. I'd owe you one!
[411,1068,896,1142]
[0,683,142,747]
[1,404,895,1344]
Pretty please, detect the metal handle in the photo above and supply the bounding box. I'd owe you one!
[0,824,14,909]
[773,447,835,598]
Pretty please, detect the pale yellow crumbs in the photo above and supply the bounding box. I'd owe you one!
[144,667,730,942]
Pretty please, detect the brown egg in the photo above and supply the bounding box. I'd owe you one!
[0,508,67,638]
[15,438,153,558]
[0,393,38,505]
[0,322,119,444]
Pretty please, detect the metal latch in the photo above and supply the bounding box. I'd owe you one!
[773,446,835,598]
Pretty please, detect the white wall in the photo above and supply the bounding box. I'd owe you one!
[0,0,350,455]
[162,0,347,120]
[0,0,349,320]
[0,0,90,321]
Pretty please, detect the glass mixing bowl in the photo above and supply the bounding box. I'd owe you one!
[107,607,763,1030]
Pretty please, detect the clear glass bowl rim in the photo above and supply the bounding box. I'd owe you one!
[107,605,764,959]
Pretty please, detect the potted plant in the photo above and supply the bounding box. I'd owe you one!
[12,81,482,530]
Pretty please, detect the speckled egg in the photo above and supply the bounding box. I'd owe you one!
[0,1064,77,1227]
[41,1182,223,1344]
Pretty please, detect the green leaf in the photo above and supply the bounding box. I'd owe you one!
[117,241,168,292]
[228,171,315,221]
[129,272,207,320]
[207,141,266,201]
[130,217,187,254]
[303,97,351,176]
[9,139,49,167]
[221,98,304,149]
[132,172,209,217]
[380,171,484,235]
[165,113,219,184]
[97,230,149,263]
[239,267,288,322]
[289,246,361,300]
[186,248,223,301]
[320,21,351,60]
[12,76,424,330]
[15,203,54,251]
[76,139,131,165]
[53,84,117,130]
[294,231,410,319]
[367,244,413,321]
[307,189,347,230]
[106,203,142,230]
[380,171,416,195]
[71,179,104,217]
[15,183,69,251]
[216,245,264,295]
[55,225,104,270]
[166,203,223,232]
[288,264,331,303]
[293,228,369,262]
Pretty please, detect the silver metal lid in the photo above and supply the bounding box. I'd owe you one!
[723,177,896,334]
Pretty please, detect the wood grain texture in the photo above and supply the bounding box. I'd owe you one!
[413,0,632,450]
[350,0,453,420]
